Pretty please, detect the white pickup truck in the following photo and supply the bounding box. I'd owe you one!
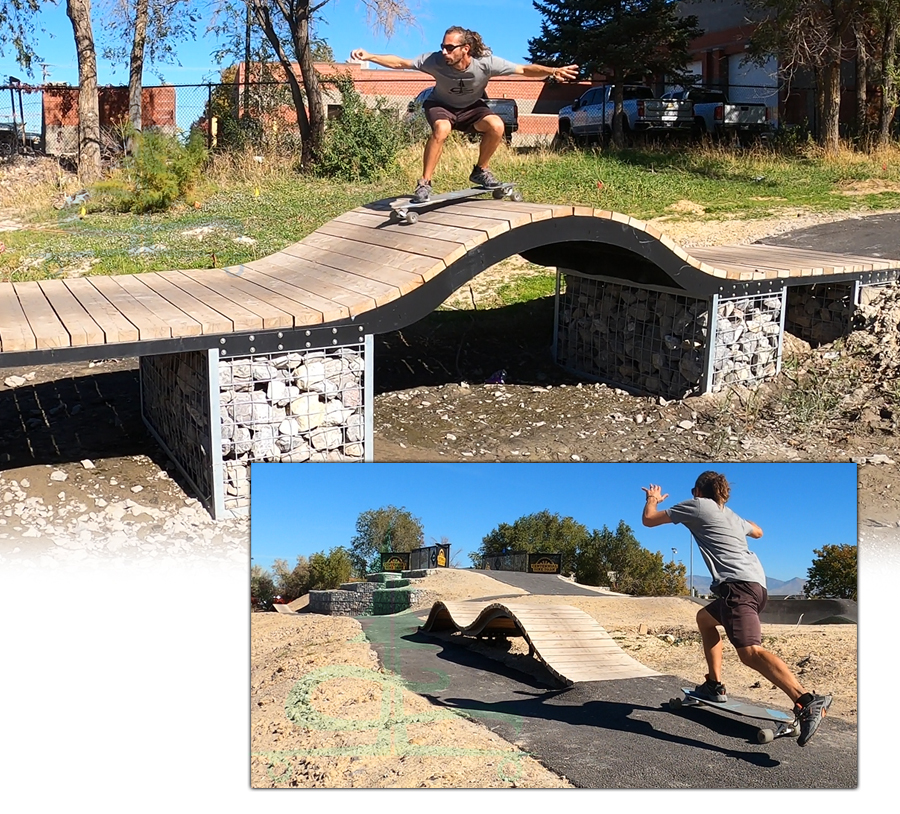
[557,84,694,144]
[661,87,770,143]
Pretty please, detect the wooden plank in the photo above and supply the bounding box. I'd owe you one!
[404,209,512,240]
[299,232,446,277]
[0,284,37,352]
[315,219,470,264]
[176,267,315,329]
[438,201,540,226]
[245,254,382,316]
[109,274,204,338]
[269,245,425,298]
[154,271,265,333]
[37,279,105,347]
[335,209,487,252]
[136,273,236,335]
[14,281,70,349]
[62,277,141,344]
[87,275,174,340]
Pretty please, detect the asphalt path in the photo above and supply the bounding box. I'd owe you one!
[759,210,900,257]
[358,573,857,789]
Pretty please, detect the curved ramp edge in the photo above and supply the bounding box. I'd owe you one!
[420,600,659,685]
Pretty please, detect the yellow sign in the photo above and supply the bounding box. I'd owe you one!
[384,556,406,572]
[437,548,446,567]
[531,559,559,573]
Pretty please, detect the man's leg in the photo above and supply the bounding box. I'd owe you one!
[472,114,505,169]
[422,119,452,183]
[735,645,805,703]
[696,606,724,682]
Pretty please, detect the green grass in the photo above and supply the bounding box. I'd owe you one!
[3,138,900,283]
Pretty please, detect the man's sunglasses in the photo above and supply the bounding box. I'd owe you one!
[440,42,465,52]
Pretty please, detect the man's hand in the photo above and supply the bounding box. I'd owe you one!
[350,49,371,61]
[642,484,668,504]
[553,64,579,82]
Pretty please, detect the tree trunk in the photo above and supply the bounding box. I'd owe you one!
[66,0,101,181]
[129,0,150,138]
[820,58,842,152]
[854,26,868,141]
[290,11,326,165]
[878,20,898,148]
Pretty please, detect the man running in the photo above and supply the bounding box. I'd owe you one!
[641,470,833,747]
[351,27,578,202]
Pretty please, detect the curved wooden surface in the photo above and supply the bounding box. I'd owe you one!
[420,600,659,685]
[1,197,898,362]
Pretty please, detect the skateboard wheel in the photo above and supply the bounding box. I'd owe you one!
[669,697,682,709]
[405,211,419,224]
[492,187,506,199]
[510,191,524,202]
[756,728,774,744]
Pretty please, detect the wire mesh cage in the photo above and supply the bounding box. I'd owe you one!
[141,338,371,518]
[555,271,711,400]
[784,283,855,346]
[711,292,786,391]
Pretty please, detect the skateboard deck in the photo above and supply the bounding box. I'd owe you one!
[668,687,799,744]
[390,183,522,224]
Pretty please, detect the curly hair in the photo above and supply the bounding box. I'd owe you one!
[444,26,491,58]
[694,471,731,506]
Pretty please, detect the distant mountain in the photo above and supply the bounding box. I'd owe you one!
[684,575,806,596]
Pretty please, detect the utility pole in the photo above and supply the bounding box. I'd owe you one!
[243,1,252,117]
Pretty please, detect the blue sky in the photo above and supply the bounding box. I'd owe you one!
[0,1,545,87]
[249,462,858,582]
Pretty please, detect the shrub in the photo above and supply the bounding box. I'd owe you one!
[314,73,409,181]
[92,127,208,213]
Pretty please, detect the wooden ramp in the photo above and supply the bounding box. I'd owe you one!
[1,200,898,366]
[420,600,659,685]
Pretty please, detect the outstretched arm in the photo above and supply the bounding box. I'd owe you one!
[515,63,579,81]
[641,484,672,528]
[350,49,415,70]
[746,520,763,539]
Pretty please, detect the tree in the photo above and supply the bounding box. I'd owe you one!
[528,0,702,147]
[230,0,414,168]
[308,546,353,589]
[744,0,858,152]
[99,1,200,134]
[576,520,685,595]
[477,510,590,574]
[805,544,857,600]
[348,505,425,576]
[0,0,41,71]
[250,563,277,608]
[67,0,102,180]
[272,555,310,601]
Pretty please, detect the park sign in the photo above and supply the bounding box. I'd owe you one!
[528,553,562,574]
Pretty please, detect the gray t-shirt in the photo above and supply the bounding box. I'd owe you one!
[411,52,519,107]
[666,497,766,590]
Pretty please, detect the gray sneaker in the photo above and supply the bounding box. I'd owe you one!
[412,180,432,203]
[469,165,502,189]
[794,693,832,746]
[694,675,727,703]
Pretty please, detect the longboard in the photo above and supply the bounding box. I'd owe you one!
[389,183,522,224]
[668,687,799,744]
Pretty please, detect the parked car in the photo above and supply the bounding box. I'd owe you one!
[405,87,518,144]
[660,87,770,143]
[0,122,42,156]
[557,85,694,144]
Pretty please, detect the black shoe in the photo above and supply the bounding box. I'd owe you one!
[469,165,502,189]
[794,693,832,746]
[412,180,432,203]
[694,675,727,703]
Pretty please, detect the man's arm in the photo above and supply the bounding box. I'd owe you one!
[515,63,579,81]
[350,49,416,70]
[746,521,763,539]
[641,484,672,528]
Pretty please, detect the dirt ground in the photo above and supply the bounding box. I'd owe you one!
[250,568,857,789]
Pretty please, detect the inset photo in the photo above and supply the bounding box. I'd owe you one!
[249,462,857,790]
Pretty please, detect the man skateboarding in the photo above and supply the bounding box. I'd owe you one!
[641,471,833,747]
[351,27,577,202]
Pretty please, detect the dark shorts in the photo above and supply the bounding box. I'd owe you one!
[704,581,768,648]
[423,99,495,132]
